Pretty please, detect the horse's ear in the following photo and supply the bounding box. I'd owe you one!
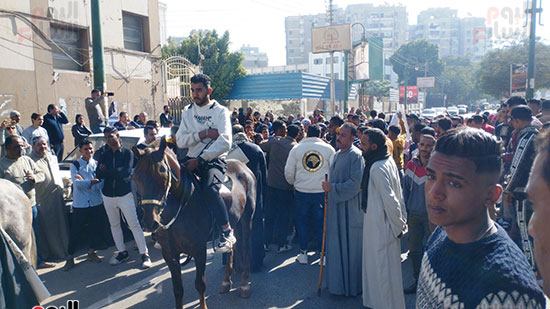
[159,136,167,153]
[132,145,145,159]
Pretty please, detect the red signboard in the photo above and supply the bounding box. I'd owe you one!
[399,86,418,104]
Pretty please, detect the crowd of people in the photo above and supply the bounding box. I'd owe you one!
[1,72,550,307]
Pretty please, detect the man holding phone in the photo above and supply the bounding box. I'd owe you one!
[85,88,109,134]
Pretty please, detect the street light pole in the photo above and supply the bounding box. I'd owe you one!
[347,22,366,114]
[525,0,543,100]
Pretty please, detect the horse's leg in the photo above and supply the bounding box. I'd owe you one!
[163,247,184,309]
[238,220,252,298]
[220,250,233,294]
[194,247,208,309]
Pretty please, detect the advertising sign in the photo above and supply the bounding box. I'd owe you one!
[510,64,527,95]
[399,86,418,104]
[417,77,435,88]
[312,24,352,53]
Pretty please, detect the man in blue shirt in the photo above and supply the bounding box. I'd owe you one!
[63,139,104,271]
[42,104,68,162]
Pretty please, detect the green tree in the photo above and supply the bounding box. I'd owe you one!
[432,56,482,105]
[161,30,246,103]
[364,79,391,97]
[476,41,550,98]
[389,40,444,86]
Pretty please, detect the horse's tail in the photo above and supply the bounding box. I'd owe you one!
[29,229,37,269]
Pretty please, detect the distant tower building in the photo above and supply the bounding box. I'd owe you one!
[412,8,460,57]
[240,45,269,69]
[411,8,492,61]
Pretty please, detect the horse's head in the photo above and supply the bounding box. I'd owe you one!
[132,138,175,232]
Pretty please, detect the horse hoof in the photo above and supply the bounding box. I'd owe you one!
[240,285,251,298]
[220,281,232,294]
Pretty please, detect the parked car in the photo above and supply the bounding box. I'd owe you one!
[458,107,467,114]
[421,108,437,119]
[447,106,459,116]
[59,128,171,201]
[433,107,447,116]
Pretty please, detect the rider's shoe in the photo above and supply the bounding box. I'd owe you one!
[216,230,236,253]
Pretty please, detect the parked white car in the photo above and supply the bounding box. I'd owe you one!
[421,108,437,119]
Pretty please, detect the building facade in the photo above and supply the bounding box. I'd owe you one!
[240,45,268,69]
[0,0,164,146]
[410,8,491,60]
[285,4,408,66]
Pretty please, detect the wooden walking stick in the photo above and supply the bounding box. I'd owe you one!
[318,174,329,296]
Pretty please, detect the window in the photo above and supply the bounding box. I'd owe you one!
[333,57,339,63]
[51,24,88,71]
[123,12,148,52]
[334,73,339,79]
[314,58,322,65]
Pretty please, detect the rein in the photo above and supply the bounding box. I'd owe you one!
[141,155,187,232]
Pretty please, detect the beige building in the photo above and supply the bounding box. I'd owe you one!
[0,0,164,146]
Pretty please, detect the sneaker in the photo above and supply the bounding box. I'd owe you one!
[109,251,129,265]
[141,254,152,269]
[296,250,308,264]
[86,251,102,263]
[276,244,293,253]
[216,230,236,254]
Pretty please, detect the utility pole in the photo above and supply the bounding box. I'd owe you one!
[525,0,543,100]
[327,0,335,116]
[91,0,105,93]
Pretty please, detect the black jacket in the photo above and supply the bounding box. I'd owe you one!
[505,126,538,196]
[94,145,133,197]
[42,112,68,144]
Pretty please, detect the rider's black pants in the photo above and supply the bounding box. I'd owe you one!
[196,159,229,229]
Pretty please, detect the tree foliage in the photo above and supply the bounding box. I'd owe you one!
[390,40,444,86]
[364,80,391,97]
[476,41,550,98]
[162,30,246,103]
[432,56,482,105]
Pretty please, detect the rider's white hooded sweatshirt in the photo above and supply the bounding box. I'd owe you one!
[175,100,232,161]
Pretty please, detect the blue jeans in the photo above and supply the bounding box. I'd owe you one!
[90,124,105,134]
[31,205,43,264]
[264,187,294,247]
[294,191,325,252]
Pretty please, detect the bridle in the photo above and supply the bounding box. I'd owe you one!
[140,155,186,232]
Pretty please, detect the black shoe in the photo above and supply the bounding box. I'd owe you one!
[404,281,417,294]
[109,251,129,265]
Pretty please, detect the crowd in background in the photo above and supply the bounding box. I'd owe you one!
[1,87,550,307]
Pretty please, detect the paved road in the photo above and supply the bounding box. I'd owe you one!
[38,235,417,308]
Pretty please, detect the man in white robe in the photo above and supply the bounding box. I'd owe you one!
[361,128,407,309]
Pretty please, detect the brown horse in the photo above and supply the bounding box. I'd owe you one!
[132,139,256,309]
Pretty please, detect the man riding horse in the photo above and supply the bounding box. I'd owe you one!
[175,74,236,253]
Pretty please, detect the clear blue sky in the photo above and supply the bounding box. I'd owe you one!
[163,0,549,66]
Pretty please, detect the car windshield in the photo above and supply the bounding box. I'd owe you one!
[61,128,171,164]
